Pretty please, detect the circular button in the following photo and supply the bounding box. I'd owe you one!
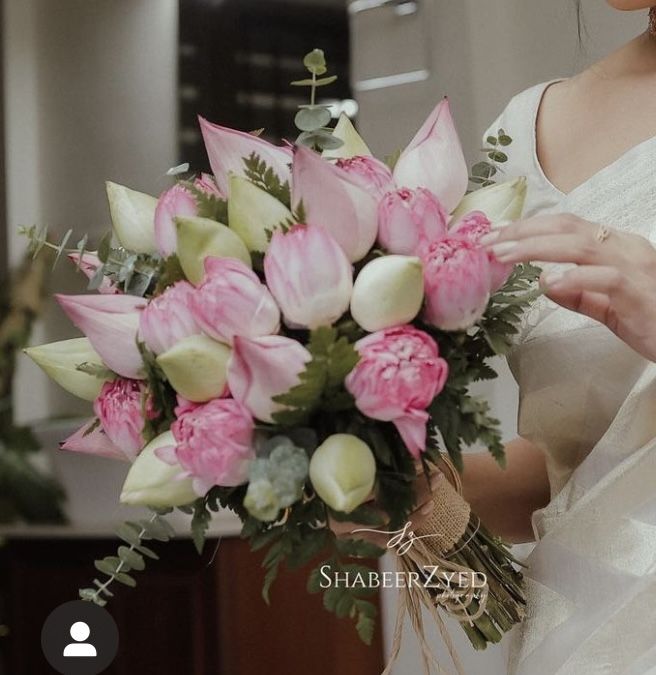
[41,600,119,675]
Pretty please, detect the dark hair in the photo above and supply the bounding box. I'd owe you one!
[575,0,585,42]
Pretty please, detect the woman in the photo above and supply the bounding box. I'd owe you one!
[338,3,656,673]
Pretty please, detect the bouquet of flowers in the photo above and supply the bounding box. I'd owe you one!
[23,50,538,671]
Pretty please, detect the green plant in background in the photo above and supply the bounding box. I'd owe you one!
[0,252,66,524]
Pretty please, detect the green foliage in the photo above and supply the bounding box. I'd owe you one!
[153,255,186,295]
[137,341,177,442]
[271,327,359,426]
[469,128,513,187]
[242,153,291,208]
[80,514,173,606]
[181,180,229,223]
[190,498,212,554]
[307,559,379,645]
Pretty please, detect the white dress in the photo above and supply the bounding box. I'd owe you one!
[484,80,656,675]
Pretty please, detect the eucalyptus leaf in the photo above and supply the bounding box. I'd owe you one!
[295,106,332,132]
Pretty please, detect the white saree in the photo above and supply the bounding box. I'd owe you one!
[484,80,656,675]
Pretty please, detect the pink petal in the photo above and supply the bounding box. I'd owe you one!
[56,294,147,379]
[393,409,429,460]
[60,419,130,462]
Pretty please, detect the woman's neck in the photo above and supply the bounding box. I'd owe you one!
[588,31,656,81]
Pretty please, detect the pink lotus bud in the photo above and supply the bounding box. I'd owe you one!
[190,258,280,344]
[422,237,491,331]
[138,281,200,355]
[61,418,128,462]
[56,294,147,379]
[264,225,352,329]
[193,173,222,197]
[345,326,448,458]
[67,251,119,294]
[451,211,512,291]
[199,116,292,195]
[227,335,311,423]
[154,183,198,257]
[377,187,448,256]
[393,99,468,213]
[335,156,393,199]
[93,378,150,460]
[172,397,255,493]
[292,145,378,262]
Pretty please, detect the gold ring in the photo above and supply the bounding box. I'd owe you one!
[596,224,611,244]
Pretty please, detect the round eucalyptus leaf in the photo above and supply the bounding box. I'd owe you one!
[295,107,332,132]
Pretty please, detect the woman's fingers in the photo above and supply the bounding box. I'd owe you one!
[480,214,593,243]
[487,233,620,266]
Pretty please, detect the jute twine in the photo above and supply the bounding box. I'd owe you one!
[381,456,489,675]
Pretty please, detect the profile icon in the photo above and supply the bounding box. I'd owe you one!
[63,621,97,658]
[41,600,118,674]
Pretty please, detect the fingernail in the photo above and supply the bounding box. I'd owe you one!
[479,230,501,246]
[543,270,564,287]
[421,502,434,516]
[490,240,519,261]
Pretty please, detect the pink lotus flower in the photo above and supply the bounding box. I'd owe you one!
[422,237,491,331]
[172,397,255,493]
[227,335,311,423]
[264,224,352,329]
[190,257,280,344]
[67,251,119,294]
[345,326,448,458]
[60,418,127,462]
[335,156,393,198]
[154,175,222,256]
[393,99,468,213]
[138,281,200,355]
[93,378,149,460]
[154,183,198,257]
[56,294,147,379]
[199,116,291,195]
[451,211,512,291]
[377,187,448,257]
[292,145,378,262]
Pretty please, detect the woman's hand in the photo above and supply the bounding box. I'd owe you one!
[329,469,445,549]
[481,214,656,362]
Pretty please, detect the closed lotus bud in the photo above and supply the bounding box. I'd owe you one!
[24,337,108,401]
[227,174,292,253]
[139,281,200,355]
[422,237,491,331]
[120,431,197,508]
[393,99,469,213]
[309,434,376,513]
[154,183,198,257]
[377,187,448,256]
[227,335,311,423]
[157,334,231,402]
[176,216,251,285]
[322,113,372,159]
[56,294,147,379]
[190,257,280,344]
[451,177,527,223]
[105,181,158,254]
[292,145,378,262]
[199,116,292,195]
[264,224,353,329]
[351,255,424,332]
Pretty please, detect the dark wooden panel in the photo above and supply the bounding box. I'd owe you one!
[0,537,384,675]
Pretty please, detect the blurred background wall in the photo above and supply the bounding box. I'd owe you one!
[1,1,646,673]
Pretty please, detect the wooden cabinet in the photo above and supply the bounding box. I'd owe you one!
[0,538,384,675]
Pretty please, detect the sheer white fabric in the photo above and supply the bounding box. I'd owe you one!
[484,80,656,675]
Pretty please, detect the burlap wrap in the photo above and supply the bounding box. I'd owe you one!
[382,458,486,675]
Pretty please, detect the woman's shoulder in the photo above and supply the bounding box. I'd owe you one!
[482,79,566,145]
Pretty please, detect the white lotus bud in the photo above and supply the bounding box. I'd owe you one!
[106,181,158,253]
[351,255,424,332]
[24,337,108,401]
[451,177,527,223]
[176,216,251,284]
[322,113,372,159]
[156,334,231,402]
[309,434,376,514]
[227,175,292,253]
[120,431,197,508]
